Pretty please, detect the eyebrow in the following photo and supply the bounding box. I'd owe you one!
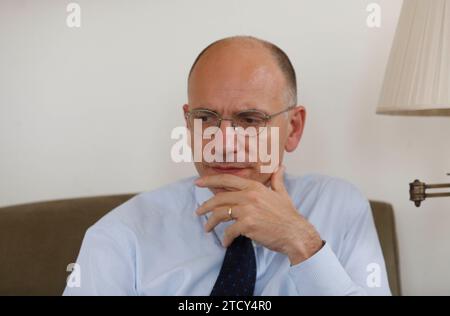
[192,107,219,114]
[193,107,270,115]
[236,108,268,114]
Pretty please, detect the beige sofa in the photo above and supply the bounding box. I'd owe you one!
[0,195,401,295]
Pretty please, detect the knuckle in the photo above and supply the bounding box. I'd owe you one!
[246,190,259,203]
[239,204,251,215]
[242,216,255,230]
[214,192,226,201]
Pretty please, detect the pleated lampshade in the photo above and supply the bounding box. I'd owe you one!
[377,0,450,115]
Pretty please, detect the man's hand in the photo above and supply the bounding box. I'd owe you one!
[195,166,324,265]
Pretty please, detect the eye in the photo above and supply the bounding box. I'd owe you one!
[236,112,266,126]
[191,111,217,124]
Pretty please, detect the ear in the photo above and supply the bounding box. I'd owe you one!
[284,105,306,152]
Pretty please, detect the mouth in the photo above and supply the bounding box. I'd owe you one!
[206,164,251,175]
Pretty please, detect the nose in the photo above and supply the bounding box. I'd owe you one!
[217,119,237,160]
[218,118,234,133]
[219,119,236,145]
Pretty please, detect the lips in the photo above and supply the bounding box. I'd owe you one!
[207,164,251,175]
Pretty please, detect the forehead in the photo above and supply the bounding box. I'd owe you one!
[188,43,287,112]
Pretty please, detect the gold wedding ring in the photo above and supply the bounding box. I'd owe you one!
[228,207,234,220]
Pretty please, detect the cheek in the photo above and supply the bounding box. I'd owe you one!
[275,125,290,152]
[261,126,288,154]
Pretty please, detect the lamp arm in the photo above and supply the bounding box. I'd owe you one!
[409,174,450,207]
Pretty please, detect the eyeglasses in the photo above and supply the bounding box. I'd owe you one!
[185,105,296,137]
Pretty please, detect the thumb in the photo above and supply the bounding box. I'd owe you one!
[271,165,288,195]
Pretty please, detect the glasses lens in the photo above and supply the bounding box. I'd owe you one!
[234,111,267,136]
[190,110,219,126]
[189,110,219,134]
[234,111,267,128]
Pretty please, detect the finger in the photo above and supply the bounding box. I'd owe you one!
[195,174,253,191]
[204,206,239,232]
[196,191,246,216]
[270,165,288,195]
[222,222,245,247]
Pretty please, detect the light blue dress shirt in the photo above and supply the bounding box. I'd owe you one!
[63,173,391,296]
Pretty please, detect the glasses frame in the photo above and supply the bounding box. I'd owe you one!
[185,105,297,136]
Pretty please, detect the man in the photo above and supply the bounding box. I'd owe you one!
[63,36,391,296]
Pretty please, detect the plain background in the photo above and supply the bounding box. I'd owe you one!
[1,0,449,295]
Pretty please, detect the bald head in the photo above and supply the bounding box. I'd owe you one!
[188,36,297,106]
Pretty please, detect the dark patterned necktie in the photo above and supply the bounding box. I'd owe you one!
[210,235,257,296]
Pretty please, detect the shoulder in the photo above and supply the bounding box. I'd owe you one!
[286,172,366,199]
[286,173,371,221]
[86,177,197,237]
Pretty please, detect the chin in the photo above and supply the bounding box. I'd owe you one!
[196,163,271,191]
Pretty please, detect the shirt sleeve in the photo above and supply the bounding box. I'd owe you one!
[287,185,392,296]
[62,222,137,296]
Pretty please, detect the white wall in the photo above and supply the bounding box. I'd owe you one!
[1,0,449,295]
